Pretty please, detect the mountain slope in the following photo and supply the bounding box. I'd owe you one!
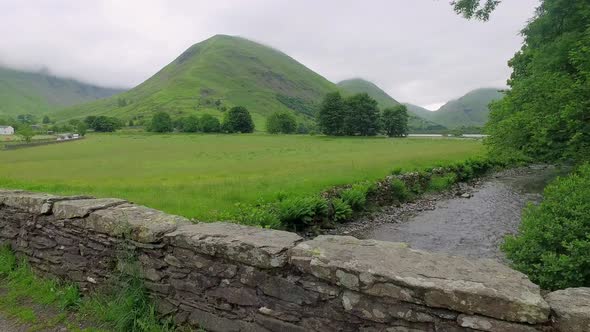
[56,35,338,126]
[430,88,504,128]
[337,78,445,131]
[403,103,435,121]
[0,66,124,118]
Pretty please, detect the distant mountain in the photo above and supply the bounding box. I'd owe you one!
[0,66,124,118]
[55,35,338,128]
[430,88,504,128]
[337,78,445,132]
[403,103,435,121]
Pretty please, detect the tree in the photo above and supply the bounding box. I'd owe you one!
[200,114,221,133]
[382,105,409,137]
[128,120,134,127]
[150,112,173,133]
[451,0,501,21]
[84,116,97,129]
[92,116,121,132]
[266,112,297,134]
[17,114,35,124]
[482,0,590,162]
[17,124,34,142]
[77,122,88,136]
[42,115,51,124]
[223,106,255,133]
[343,93,380,136]
[182,115,200,133]
[318,92,345,136]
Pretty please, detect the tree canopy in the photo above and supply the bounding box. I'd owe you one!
[266,112,297,134]
[150,112,173,133]
[382,105,409,137]
[451,0,501,21]
[223,106,255,133]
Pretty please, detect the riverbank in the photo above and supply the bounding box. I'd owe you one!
[326,164,569,261]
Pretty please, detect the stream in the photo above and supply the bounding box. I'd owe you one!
[348,165,568,261]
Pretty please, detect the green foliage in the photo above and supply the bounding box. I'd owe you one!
[223,106,255,133]
[340,182,374,211]
[317,92,345,136]
[390,178,412,202]
[150,112,173,133]
[451,0,501,21]
[230,203,281,229]
[428,174,458,192]
[382,105,409,137]
[199,114,221,133]
[87,115,122,132]
[76,122,87,136]
[0,246,16,277]
[485,0,590,163]
[266,112,297,134]
[331,198,353,222]
[337,79,445,132]
[17,124,34,142]
[42,115,51,124]
[343,93,380,136]
[275,94,317,116]
[278,196,328,229]
[181,115,200,133]
[502,163,590,290]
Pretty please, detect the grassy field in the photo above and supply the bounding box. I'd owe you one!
[0,133,483,220]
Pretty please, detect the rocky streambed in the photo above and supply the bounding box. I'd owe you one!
[326,164,569,261]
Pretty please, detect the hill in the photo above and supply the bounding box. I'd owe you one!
[55,35,338,128]
[337,78,445,132]
[0,66,123,119]
[430,88,504,128]
[403,103,435,121]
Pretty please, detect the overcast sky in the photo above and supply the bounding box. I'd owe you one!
[0,0,539,110]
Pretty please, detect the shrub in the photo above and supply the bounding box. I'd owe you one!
[150,112,173,133]
[182,115,200,133]
[200,114,221,133]
[266,112,297,134]
[0,245,16,277]
[222,106,255,133]
[428,174,457,192]
[340,182,374,211]
[332,198,353,222]
[502,163,590,290]
[390,178,411,202]
[278,196,328,229]
[232,203,281,229]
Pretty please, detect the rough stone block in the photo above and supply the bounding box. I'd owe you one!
[289,235,549,324]
[166,222,302,269]
[83,203,190,243]
[545,288,590,332]
[53,198,126,219]
[0,189,91,215]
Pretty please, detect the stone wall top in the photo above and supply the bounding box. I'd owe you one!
[0,189,91,215]
[166,222,303,269]
[289,235,550,324]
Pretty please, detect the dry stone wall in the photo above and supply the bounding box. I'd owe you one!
[0,189,588,332]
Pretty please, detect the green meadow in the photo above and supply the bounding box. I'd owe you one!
[0,134,483,220]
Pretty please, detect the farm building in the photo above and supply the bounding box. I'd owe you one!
[0,126,15,135]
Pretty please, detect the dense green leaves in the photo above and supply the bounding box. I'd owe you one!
[150,112,173,133]
[266,112,297,134]
[200,114,221,133]
[223,106,255,133]
[452,0,501,21]
[85,115,122,132]
[318,92,345,135]
[382,105,409,137]
[502,163,590,290]
[486,0,590,162]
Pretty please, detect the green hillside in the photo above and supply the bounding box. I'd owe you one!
[430,88,504,128]
[337,78,445,132]
[403,103,435,121]
[0,66,123,118]
[55,35,338,127]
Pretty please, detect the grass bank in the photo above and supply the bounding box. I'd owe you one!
[0,133,483,220]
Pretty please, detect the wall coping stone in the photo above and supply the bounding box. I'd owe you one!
[0,189,92,215]
[83,203,190,243]
[53,198,127,219]
[289,235,550,324]
[545,287,590,332]
[166,222,303,269]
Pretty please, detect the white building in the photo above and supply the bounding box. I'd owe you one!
[0,126,15,135]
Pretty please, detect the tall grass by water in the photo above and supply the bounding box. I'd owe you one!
[0,133,483,220]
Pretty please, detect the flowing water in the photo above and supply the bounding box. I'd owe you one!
[355,165,568,261]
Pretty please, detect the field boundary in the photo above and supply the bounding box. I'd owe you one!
[2,137,85,150]
[0,189,586,331]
